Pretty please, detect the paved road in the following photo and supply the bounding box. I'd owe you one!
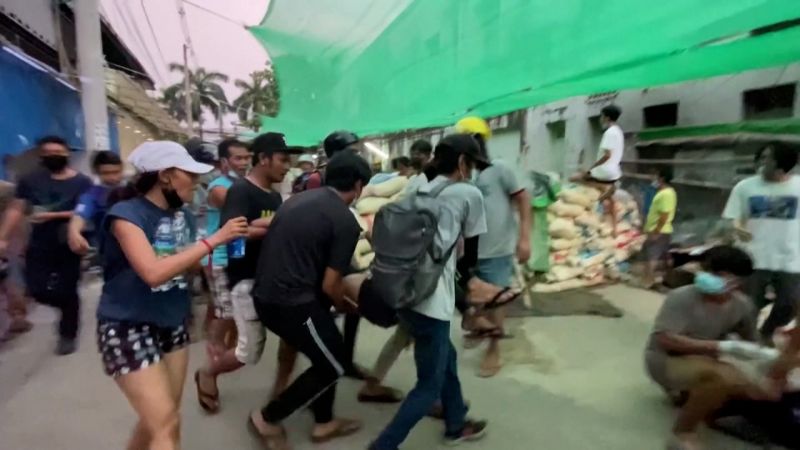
[0,281,763,449]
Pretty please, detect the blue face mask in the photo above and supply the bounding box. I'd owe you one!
[694,271,729,295]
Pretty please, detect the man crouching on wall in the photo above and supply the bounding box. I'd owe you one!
[644,245,782,450]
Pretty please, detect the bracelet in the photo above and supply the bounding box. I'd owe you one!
[199,238,213,255]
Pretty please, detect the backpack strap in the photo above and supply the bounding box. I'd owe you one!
[419,180,457,198]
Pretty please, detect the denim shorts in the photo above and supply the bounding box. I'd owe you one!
[476,255,515,287]
[97,320,189,377]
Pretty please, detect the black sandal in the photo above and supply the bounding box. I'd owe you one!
[480,287,521,310]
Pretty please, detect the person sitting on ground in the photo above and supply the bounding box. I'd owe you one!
[570,105,624,234]
[96,141,247,450]
[640,166,677,289]
[67,150,125,257]
[247,151,370,448]
[722,141,800,345]
[644,245,780,450]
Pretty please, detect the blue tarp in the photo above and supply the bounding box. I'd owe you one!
[0,46,119,178]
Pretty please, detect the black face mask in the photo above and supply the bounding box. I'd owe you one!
[41,155,69,172]
[161,185,185,209]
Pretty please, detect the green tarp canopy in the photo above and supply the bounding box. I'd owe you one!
[249,1,800,146]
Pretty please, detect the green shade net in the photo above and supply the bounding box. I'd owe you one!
[250,1,800,146]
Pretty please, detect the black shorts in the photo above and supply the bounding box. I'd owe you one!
[642,234,672,262]
[357,278,398,328]
[97,320,189,377]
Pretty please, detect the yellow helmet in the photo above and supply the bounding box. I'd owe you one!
[454,116,491,140]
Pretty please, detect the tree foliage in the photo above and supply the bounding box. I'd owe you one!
[160,64,230,135]
[233,66,280,131]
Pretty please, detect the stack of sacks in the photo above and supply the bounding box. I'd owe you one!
[355,176,409,215]
[533,185,644,293]
[350,176,409,271]
[350,211,373,271]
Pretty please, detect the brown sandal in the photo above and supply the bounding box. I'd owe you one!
[247,414,290,450]
[310,418,362,443]
[194,370,219,414]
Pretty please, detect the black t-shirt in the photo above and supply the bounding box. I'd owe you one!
[16,170,92,249]
[252,188,361,307]
[220,178,282,288]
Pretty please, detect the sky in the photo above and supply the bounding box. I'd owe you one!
[99,0,271,134]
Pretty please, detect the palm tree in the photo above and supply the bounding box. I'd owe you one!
[233,67,280,131]
[160,63,230,139]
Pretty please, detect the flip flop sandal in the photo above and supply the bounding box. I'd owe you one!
[480,287,521,310]
[310,419,362,444]
[477,362,503,378]
[247,416,290,450]
[463,328,514,340]
[194,370,219,414]
[357,387,405,403]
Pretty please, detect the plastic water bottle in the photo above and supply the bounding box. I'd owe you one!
[154,217,176,257]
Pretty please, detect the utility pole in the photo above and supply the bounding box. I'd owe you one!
[75,0,110,170]
[183,44,194,137]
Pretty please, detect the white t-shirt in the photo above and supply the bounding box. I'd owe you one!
[590,124,624,181]
[722,175,800,273]
[412,176,487,321]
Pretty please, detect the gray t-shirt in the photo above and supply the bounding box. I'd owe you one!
[475,160,524,259]
[644,285,756,387]
[413,176,487,321]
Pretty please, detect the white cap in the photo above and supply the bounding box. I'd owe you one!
[298,154,316,165]
[128,141,214,174]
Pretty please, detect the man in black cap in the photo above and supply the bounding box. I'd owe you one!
[365,134,519,450]
[193,132,290,412]
[248,151,371,447]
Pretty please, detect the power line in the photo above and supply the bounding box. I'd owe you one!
[139,0,168,69]
[174,0,200,68]
[111,0,165,85]
[183,0,246,27]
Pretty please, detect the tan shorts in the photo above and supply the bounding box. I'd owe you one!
[231,279,266,365]
[663,355,751,392]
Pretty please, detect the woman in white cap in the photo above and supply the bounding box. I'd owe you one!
[96,141,247,450]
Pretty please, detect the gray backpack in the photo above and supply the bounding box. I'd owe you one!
[368,181,457,310]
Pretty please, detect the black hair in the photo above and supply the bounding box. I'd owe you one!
[92,150,122,170]
[133,171,160,194]
[701,245,754,277]
[601,105,622,122]
[391,156,411,170]
[108,171,158,206]
[36,135,69,150]
[218,138,247,160]
[656,166,673,184]
[431,138,476,176]
[251,132,288,165]
[410,139,432,155]
[324,151,371,192]
[765,141,798,174]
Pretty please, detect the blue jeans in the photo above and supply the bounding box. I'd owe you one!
[372,310,467,449]
[476,255,514,287]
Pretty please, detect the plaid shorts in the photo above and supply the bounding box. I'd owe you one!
[97,320,189,377]
[206,266,233,319]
